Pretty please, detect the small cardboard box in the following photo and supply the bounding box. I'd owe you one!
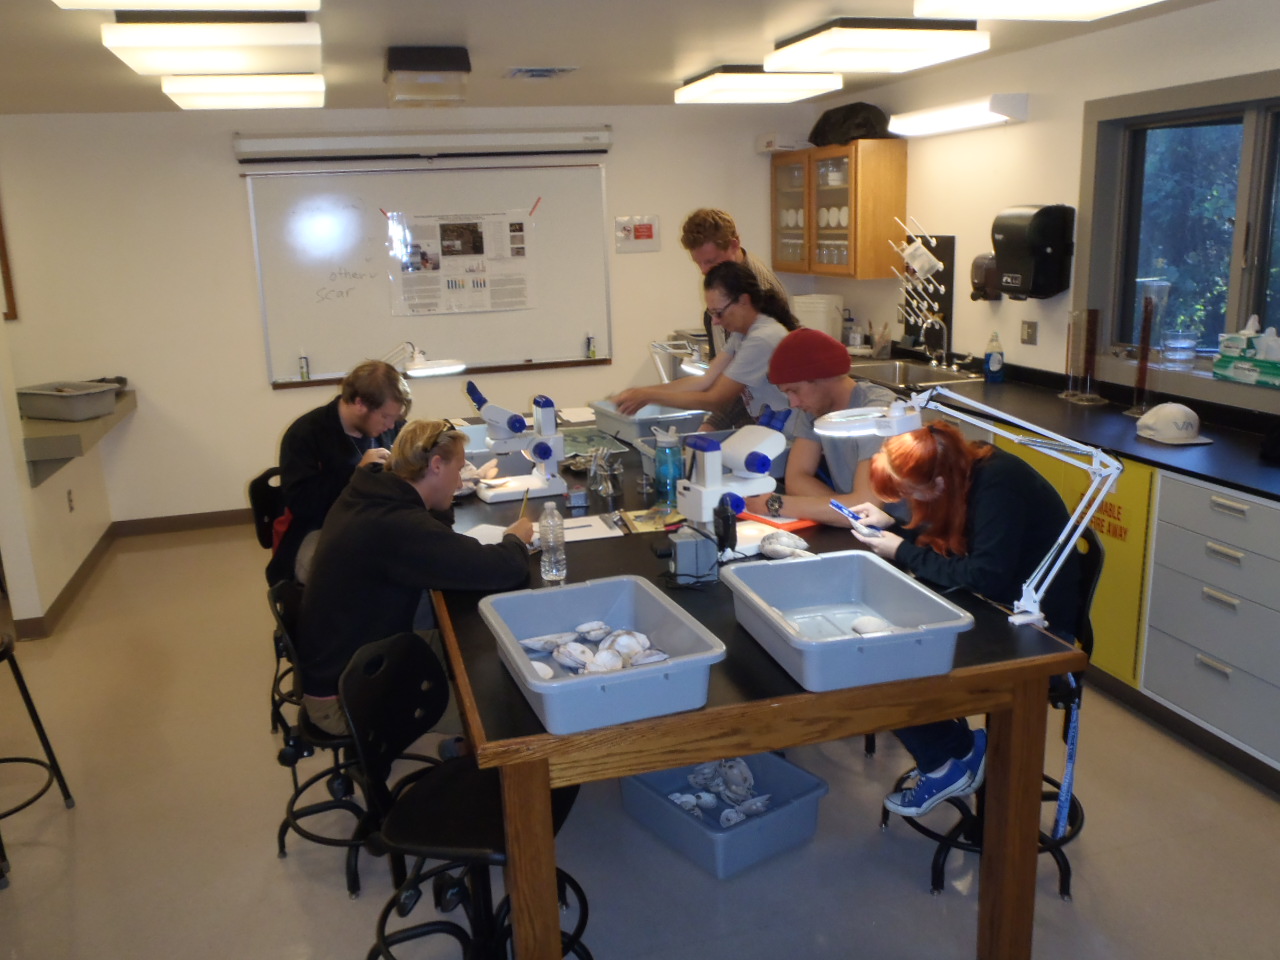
[17,381,117,421]
[479,575,726,734]
[621,752,829,878]
[721,550,973,692]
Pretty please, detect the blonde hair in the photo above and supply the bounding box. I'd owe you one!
[389,419,464,483]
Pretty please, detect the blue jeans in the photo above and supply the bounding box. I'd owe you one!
[894,720,974,775]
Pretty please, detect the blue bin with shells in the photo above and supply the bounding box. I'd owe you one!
[620,752,829,879]
[479,575,726,734]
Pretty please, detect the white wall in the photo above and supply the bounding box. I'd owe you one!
[0,103,796,619]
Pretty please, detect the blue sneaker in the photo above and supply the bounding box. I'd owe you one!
[964,729,987,792]
[884,759,974,817]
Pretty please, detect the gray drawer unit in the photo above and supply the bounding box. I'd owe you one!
[1148,565,1280,688]
[1145,627,1280,764]
[1151,521,1280,612]
[1157,473,1280,562]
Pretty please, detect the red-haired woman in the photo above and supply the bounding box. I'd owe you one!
[849,421,1080,816]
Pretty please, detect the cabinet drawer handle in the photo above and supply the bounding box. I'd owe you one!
[1209,495,1249,518]
[1201,586,1241,610]
[1194,653,1233,678]
[1205,541,1245,564]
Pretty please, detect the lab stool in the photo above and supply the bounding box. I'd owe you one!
[1,633,75,889]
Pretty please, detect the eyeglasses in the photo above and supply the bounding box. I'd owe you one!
[707,299,735,321]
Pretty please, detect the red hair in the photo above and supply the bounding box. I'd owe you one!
[868,421,993,557]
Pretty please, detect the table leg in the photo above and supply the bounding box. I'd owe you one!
[500,759,561,960]
[977,678,1050,960]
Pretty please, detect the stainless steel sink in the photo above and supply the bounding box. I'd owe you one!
[848,360,982,389]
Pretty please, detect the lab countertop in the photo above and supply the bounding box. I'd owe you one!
[935,378,1280,502]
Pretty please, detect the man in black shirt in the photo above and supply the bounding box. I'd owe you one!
[266,360,411,584]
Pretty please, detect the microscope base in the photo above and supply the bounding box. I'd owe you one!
[476,473,568,503]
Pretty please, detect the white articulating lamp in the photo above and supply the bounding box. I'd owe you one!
[382,341,465,378]
[815,385,1122,628]
[465,381,567,503]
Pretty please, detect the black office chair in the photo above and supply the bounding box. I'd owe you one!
[881,529,1104,900]
[340,632,592,959]
[0,633,75,889]
[248,466,283,550]
[269,580,368,898]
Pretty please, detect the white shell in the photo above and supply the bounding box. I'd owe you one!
[694,791,718,810]
[600,629,650,654]
[530,661,555,680]
[718,758,755,805]
[850,615,892,635]
[575,620,612,642]
[519,632,578,653]
[687,762,722,790]
[627,647,670,666]
[736,794,772,816]
[552,641,595,671]
[720,808,747,828]
[584,648,625,672]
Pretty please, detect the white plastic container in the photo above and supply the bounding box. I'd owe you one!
[589,400,705,446]
[478,575,726,734]
[17,381,117,421]
[720,550,973,692]
[620,752,829,878]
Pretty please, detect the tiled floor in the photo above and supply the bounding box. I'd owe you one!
[2,524,1279,959]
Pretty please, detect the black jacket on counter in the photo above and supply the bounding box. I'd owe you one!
[296,466,529,697]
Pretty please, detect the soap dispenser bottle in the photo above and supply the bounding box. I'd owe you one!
[984,331,1005,383]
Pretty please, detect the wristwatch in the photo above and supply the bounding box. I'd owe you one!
[766,493,784,518]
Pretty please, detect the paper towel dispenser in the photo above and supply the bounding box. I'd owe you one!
[991,204,1075,300]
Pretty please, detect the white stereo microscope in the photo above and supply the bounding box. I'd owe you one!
[465,381,568,504]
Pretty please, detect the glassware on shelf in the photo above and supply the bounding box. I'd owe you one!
[1124,283,1164,417]
[1066,308,1108,405]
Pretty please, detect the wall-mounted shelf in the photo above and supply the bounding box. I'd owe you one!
[22,390,136,487]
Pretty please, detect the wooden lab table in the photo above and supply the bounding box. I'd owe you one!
[437,490,1086,960]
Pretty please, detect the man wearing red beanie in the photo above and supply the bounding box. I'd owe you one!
[744,328,896,526]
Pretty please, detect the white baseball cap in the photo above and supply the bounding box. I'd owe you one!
[1136,402,1212,445]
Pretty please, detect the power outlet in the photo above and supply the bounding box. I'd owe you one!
[1020,320,1038,345]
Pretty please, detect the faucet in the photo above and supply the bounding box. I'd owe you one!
[921,314,949,368]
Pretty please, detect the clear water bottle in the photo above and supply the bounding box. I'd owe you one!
[539,501,567,584]
[984,331,1005,383]
[653,428,683,510]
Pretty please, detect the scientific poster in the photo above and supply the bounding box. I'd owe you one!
[387,209,532,315]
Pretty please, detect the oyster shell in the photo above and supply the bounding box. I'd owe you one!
[627,647,670,666]
[584,648,625,672]
[551,641,595,672]
[519,631,578,653]
[735,794,772,816]
[720,808,747,828]
[575,620,612,642]
[599,629,650,657]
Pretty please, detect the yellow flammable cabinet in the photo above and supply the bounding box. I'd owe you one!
[996,435,1156,686]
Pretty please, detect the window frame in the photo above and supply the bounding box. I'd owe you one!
[1078,68,1280,415]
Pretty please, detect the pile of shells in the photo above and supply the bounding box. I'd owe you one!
[518,621,671,675]
[668,757,772,828]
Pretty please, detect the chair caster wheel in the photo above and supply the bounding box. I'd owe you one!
[278,851,287,859]
[327,774,353,800]
[1060,893,1072,902]
[397,883,423,917]
[278,746,298,767]
[931,889,942,897]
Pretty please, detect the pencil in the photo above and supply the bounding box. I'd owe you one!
[519,487,530,519]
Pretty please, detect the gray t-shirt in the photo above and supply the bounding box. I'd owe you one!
[723,316,791,418]
[791,379,897,493]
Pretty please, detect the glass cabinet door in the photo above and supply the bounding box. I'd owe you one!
[811,151,852,275]
[771,153,808,272]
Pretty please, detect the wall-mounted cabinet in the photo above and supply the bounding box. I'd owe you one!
[770,139,907,279]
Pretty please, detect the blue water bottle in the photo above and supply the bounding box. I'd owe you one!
[653,428,682,510]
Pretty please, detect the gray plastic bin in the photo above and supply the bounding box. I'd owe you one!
[721,550,973,692]
[479,575,726,734]
[17,381,116,421]
[620,752,829,878]
[589,400,706,445]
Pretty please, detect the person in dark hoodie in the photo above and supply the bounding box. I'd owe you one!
[296,419,533,736]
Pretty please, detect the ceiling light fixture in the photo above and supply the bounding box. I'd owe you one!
[913,0,1168,21]
[764,18,990,74]
[55,0,319,9]
[386,46,471,107]
[101,20,321,76]
[888,93,1028,136]
[161,74,324,110]
[675,65,842,104]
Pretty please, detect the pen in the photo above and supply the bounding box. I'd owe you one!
[828,499,883,538]
[519,487,530,519]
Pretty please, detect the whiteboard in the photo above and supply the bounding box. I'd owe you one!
[246,163,611,383]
